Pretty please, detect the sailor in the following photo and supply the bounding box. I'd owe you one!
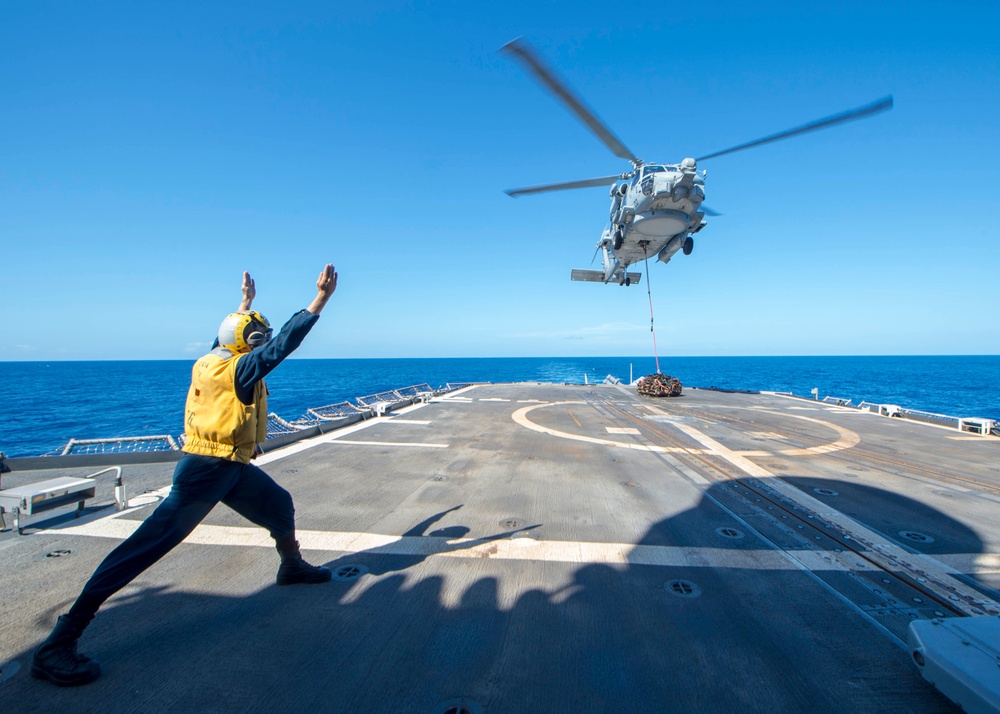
[32,264,339,686]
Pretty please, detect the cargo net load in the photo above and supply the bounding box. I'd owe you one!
[636,373,683,398]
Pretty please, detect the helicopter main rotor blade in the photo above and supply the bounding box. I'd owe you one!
[506,174,624,198]
[501,38,641,166]
[696,96,893,162]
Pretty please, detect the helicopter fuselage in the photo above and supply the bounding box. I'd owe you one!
[502,40,890,287]
[594,159,707,284]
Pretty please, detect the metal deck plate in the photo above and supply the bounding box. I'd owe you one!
[2,384,998,712]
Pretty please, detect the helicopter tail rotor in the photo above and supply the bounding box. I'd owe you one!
[590,243,601,265]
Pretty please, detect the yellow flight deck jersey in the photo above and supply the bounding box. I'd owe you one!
[182,353,268,464]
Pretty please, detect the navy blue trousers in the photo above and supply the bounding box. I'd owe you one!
[68,453,295,622]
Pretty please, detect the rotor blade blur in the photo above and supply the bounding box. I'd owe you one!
[701,206,722,217]
[696,96,893,162]
[505,175,623,198]
[501,39,640,166]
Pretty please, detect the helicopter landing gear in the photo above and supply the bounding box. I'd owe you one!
[613,226,624,251]
[682,236,694,256]
[619,274,631,287]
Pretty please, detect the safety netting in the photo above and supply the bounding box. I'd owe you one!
[41,383,457,456]
[44,435,181,457]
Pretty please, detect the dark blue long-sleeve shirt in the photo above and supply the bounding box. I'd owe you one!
[231,310,320,405]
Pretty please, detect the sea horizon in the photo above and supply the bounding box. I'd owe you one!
[2,355,997,458]
[3,352,998,363]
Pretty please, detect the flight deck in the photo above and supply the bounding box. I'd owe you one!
[1,383,998,712]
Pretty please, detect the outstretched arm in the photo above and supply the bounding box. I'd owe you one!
[232,263,338,403]
[306,264,337,315]
[238,271,256,313]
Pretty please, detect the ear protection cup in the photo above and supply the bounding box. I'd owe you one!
[218,311,272,352]
[246,327,270,347]
[243,311,272,348]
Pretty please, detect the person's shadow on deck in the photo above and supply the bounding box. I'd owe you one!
[11,479,972,713]
[323,504,542,578]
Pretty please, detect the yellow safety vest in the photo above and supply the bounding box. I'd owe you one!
[182,353,268,464]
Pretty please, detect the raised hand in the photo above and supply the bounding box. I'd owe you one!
[239,271,256,312]
[316,264,337,298]
[307,264,338,315]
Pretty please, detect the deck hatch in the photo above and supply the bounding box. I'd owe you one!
[899,531,935,544]
[331,564,368,582]
[665,579,702,598]
[716,527,744,539]
[431,699,483,714]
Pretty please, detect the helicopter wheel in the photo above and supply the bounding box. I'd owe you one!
[625,276,631,287]
[682,236,694,256]
[613,228,624,251]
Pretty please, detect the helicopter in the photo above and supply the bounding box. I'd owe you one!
[501,39,893,286]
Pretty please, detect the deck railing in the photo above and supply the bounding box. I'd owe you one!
[40,382,463,456]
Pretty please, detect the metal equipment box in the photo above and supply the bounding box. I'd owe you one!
[909,615,1000,714]
[0,476,97,534]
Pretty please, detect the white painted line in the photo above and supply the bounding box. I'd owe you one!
[43,518,868,572]
[432,397,473,403]
[606,427,640,435]
[666,419,1000,616]
[696,408,859,457]
[516,399,545,403]
[669,422,773,478]
[479,398,511,402]
[323,440,448,448]
[442,385,481,398]
[753,410,861,456]
[255,401,436,466]
[512,401,704,454]
[48,515,1000,588]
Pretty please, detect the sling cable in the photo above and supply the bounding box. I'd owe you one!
[642,245,661,374]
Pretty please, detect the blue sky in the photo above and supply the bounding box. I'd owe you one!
[2,1,997,360]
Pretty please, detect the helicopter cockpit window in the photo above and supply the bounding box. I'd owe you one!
[642,165,665,177]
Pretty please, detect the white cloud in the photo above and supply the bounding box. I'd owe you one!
[511,322,646,342]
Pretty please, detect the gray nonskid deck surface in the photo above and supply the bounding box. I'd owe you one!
[3,383,998,712]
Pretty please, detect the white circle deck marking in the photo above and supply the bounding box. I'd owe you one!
[737,409,860,456]
[512,401,858,457]
[511,401,691,453]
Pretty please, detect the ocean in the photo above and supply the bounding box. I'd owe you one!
[1,355,997,458]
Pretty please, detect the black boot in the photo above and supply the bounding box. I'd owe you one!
[275,539,331,586]
[31,615,101,686]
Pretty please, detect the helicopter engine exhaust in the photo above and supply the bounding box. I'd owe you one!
[657,234,685,264]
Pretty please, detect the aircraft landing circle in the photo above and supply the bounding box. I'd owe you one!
[511,401,860,457]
